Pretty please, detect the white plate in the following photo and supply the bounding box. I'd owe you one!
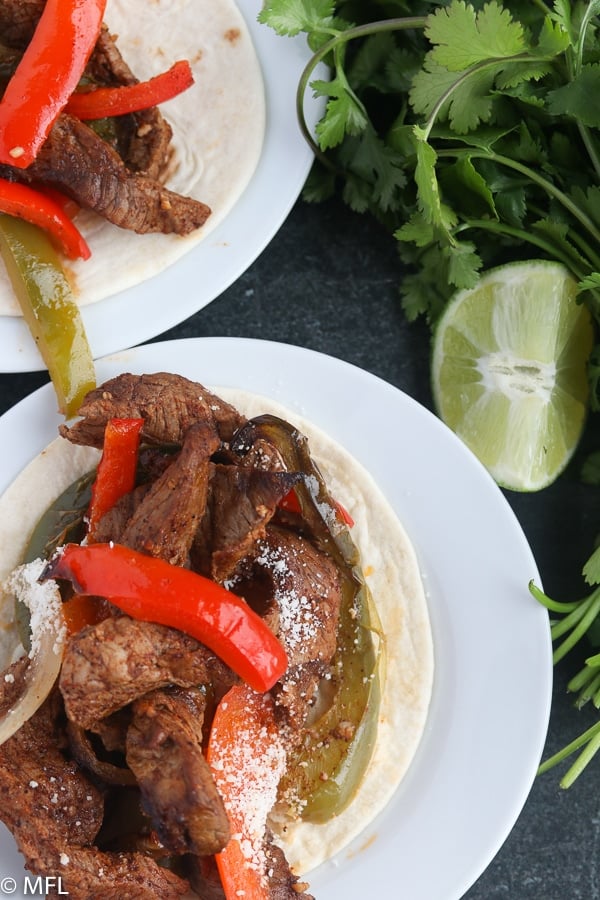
[1,3,319,373]
[0,338,552,899]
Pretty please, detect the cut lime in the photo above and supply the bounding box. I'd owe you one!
[431,260,594,491]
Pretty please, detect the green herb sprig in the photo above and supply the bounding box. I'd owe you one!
[260,0,600,386]
[530,540,600,787]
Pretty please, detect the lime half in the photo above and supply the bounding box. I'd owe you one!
[431,261,594,491]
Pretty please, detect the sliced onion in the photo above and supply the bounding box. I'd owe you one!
[0,559,66,746]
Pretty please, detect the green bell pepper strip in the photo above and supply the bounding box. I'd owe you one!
[231,415,383,823]
[0,215,96,417]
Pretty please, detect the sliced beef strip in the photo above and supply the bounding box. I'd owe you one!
[126,687,230,856]
[14,112,210,236]
[0,695,188,900]
[60,372,246,448]
[0,653,29,714]
[92,483,150,545]
[262,831,314,900]
[120,421,218,566]
[59,616,236,731]
[0,691,104,848]
[191,464,302,583]
[85,25,173,181]
[0,0,42,47]
[237,525,342,728]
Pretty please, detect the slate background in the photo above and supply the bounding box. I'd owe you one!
[1,195,600,898]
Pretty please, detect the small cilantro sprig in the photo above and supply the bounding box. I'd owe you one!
[260,0,600,348]
[530,545,600,787]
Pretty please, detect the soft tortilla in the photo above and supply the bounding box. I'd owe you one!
[0,389,433,876]
[0,0,265,316]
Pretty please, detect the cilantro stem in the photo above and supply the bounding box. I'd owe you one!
[454,218,591,281]
[438,148,600,247]
[295,17,427,162]
[575,670,600,707]
[577,124,600,182]
[529,579,585,615]
[538,719,600,787]
[552,589,600,664]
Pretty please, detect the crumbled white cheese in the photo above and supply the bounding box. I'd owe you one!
[3,558,66,657]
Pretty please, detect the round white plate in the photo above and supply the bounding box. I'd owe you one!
[0,338,552,899]
[1,2,320,373]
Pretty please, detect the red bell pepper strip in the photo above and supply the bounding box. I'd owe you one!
[207,684,287,900]
[66,60,194,120]
[33,184,81,220]
[280,487,355,528]
[0,179,91,260]
[86,417,144,540]
[0,0,107,168]
[45,543,288,692]
[62,594,111,635]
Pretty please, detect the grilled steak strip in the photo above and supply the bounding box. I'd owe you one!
[59,616,236,731]
[12,112,210,235]
[120,421,219,566]
[238,525,342,728]
[61,373,246,447]
[0,693,190,899]
[192,464,302,583]
[0,0,42,47]
[126,687,230,856]
[85,25,174,181]
[0,693,104,848]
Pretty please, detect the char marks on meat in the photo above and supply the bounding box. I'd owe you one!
[126,687,230,856]
[60,372,246,448]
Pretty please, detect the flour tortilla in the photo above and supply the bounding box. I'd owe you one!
[0,0,266,316]
[0,388,433,877]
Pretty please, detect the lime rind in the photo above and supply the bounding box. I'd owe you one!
[431,260,594,492]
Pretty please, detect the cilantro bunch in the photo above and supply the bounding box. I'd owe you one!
[260,0,600,376]
[260,0,600,785]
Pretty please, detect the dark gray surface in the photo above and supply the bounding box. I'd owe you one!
[1,196,600,897]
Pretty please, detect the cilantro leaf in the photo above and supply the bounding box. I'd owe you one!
[547,65,600,127]
[425,0,526,71]
[312,77,369,148]
[584,545,600,587]
[258,0,336,35]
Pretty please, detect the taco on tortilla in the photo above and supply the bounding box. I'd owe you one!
[0,0,265,315]
[0,373,433,898]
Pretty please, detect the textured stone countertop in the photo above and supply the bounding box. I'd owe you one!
[1,196,600,899]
